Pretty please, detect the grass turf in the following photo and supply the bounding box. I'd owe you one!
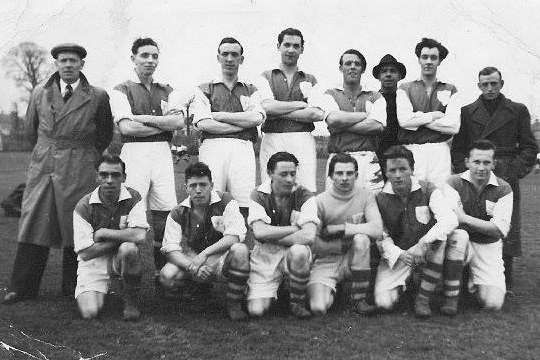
[0,152,539,360]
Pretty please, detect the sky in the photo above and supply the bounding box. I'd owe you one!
[0,0,539,134]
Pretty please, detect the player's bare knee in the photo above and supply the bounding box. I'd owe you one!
[118,242,140,260]
[228,243,250,269]
[287,244,310,269]
[78,303,100,320]
[352,234,370,252]
[375,290,398,310]
[480,294,504,311]
[248,301,268,317]
[448,230,469,251]
[309,299,329,316]
[159,264,178,289]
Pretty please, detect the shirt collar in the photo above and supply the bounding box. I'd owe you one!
[415,77,451,86]
[129,69,163,85]
[89,185,132,204]
[211,77,249,87]
[180,190,222,208]
[272,65,305,76]
[60,78,80,94]
[460,170,499,187]
[382,176,421,195]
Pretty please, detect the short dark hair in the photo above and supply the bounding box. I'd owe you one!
[278,28,304,47]
[467,139,496,157]
[96,154,125,174]
[185,162,212,182]
[131,37,159,55]
[414,37,448,61]
[339,49,366,72]
[381,145,415,172]
[478,66,502,80]
[218,37,243,55]
[267,151,299,173]
[328,153,358,177]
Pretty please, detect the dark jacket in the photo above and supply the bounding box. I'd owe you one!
[451,94,538,256]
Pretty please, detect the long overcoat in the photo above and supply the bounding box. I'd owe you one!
[451,94,538,256]
[18,72,113,248]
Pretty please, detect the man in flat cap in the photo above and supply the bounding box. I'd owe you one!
[373,54,406,156]
[396,38,461,188]
[3,43,113,304]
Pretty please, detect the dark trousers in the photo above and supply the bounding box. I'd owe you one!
[9,243,78,297]
[503,255,513,291]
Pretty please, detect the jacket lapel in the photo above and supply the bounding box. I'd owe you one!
[469,97,489,127]
[480,95,514,138]
[49,82,65,122]
[56,84,91,123]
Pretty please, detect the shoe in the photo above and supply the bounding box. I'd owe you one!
[227,301,248,321]
[440,297,459,317]
[353,300,377,316]
[290,302,311,319]
[2,292,33,305]
[414,296,432,318]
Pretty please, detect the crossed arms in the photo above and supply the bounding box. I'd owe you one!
[249,197,319,247]
[110,89,186,137]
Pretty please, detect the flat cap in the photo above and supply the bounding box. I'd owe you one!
[51,43,87,59]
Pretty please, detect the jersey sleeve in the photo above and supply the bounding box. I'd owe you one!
[248,195,271,226]
[161,213,183,254]
[73,198,94,253]
[222,199,247,241]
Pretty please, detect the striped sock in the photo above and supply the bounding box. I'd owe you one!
[226,268,249,302]
[289,268,310,306]
[350,269,371,303]
[443,259,464,299]
[418,262,443,300]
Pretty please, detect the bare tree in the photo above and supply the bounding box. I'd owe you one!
[2,42,52,103]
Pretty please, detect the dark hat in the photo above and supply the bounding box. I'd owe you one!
[51,43,87,59]
[372,54,406,79]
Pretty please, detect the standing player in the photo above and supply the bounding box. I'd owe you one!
[396,38,461,187]
[446,140,513,312]
[159,162,249,321]
[247,152,318,318]
[374,146,466,317]
[257,28,324,192]
[308,153,382,316]
[110,38,186,287]
[373,54,407,156]
[451,67,538,294]
[190,37,265,217]
[74,155,148,321]
[317,49,387,191]
[3,43,113,304]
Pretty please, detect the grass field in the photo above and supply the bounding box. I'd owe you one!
[0,151,539,360]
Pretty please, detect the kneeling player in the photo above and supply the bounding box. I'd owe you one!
[247,152,318,318]
[74,155,148,321]
[374,145,466,317]
[160,162,249,321]
[445,140,512,312]
[308,153,382,315]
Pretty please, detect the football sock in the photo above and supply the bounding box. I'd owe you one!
[350,268,371,302]
[418,261,443,300]
[226,268,249,302]
[289,268,309,306]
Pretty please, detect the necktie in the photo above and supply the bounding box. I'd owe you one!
[63,84,73,102]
